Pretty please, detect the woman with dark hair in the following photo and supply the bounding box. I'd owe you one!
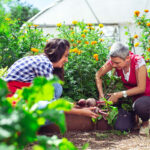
[3,38,98,119]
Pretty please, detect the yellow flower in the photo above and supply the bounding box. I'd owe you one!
[33,24,39,27]
[144,9,149,13]
[85,41,89,44]
[72,20,78,25]
[83,29,88,33]
[147,48,150,52]
[5,18,11,21]
[81,34,86,38]
[137,22,141,25]
[146,22,150,26]
[99,38,104,42]
[134,42,139,47]
[134,10,140,17]
[71,31,75,34]
[31,48,39,53]
[93,54,98,61]
[88,26,95,30]
[57,23,62,27]
[91,41,97,45]
[99,31,104,35]
[46,40,49,42]
[133,34,138,39]
[87,23,92,26]
[99,24,104,28]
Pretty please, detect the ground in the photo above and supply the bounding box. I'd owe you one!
[25,130,150,150]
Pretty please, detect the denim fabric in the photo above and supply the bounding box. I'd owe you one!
[37,83,63,109]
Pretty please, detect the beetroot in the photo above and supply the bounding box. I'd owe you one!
[86,98,96,107]
[77,99,86,107]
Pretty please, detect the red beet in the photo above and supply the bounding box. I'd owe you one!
[77,99,86,107]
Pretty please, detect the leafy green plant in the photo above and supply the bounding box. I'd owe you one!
[125,10,150,76]
[0,16,50,68]
[54,21,113,101]
[0,77,78,150]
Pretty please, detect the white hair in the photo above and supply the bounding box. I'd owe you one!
[109,42,129,60]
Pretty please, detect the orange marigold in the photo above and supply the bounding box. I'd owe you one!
[134,10,140,17]
[77,40,81,44]
[133,34,138,39]
[134,42,139,47]
[85,41,89,44]
[87,23,92,26]
[93,54,98,61]
[146,22,150,26]
[71,39,74,42]
[81,34,86,38]
[144,9,149,13]
[91,41,97,45]
[31,48,39,53]
[147,48,150,52]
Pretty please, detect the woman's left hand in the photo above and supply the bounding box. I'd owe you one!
[108,92,120,103]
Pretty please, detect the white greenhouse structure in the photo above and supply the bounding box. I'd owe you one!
[28,0,150,54]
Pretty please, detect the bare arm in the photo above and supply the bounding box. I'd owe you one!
[65,107,99,118]
[109,65,147,102]
[95,62,112,99]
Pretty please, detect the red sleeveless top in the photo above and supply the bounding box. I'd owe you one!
[110,52,150,100]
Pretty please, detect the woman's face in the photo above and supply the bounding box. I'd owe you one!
[53,47,69,68]
[110,56,130,70]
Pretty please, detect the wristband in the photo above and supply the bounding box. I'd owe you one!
[122,91,127,98]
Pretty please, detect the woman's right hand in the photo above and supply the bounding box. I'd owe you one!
[79,107,99,118]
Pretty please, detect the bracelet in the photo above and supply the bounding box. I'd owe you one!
[122,91,127,98]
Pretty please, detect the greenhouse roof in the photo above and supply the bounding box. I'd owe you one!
[28,0,150,26]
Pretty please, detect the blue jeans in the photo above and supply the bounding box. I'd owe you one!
[37,83,63,109]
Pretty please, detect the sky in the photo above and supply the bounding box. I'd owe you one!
[20,0,54,10]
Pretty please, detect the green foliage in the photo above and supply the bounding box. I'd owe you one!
[0,77,77,149]
[125,10,150,76]
[0,16,50,68]
[55,21,112,101]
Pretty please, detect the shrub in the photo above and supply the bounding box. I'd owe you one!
[55,21,113,101]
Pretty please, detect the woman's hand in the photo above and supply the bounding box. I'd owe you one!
[79,107,99,118]
[108,92,122,103]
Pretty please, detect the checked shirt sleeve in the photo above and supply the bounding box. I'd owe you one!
[34,62,53,80]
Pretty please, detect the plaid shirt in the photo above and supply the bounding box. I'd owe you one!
[3,55,53,82]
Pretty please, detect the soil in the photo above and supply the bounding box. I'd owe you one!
[25,130,150,150]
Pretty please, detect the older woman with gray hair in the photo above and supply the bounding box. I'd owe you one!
[96,42,150,135]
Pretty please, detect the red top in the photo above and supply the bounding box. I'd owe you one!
[109,52,150,100]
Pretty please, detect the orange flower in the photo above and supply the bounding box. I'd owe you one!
[77,40,81,44]
[31,48,39,53]
[33,24,39,27]
[71,39,74,42]
[144,9,149,13]
[72,43,77,47]
[85,41,89,44]
[81,34,86,38]
[147,48,150,52]
[87,23,92,26]
[93,54,98,61]
[137,22,141,25]
[133,34,138,39]
[146,22,150,26]
[134,42,139,47]
[91,41,97,45]
[134,10,140,17]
